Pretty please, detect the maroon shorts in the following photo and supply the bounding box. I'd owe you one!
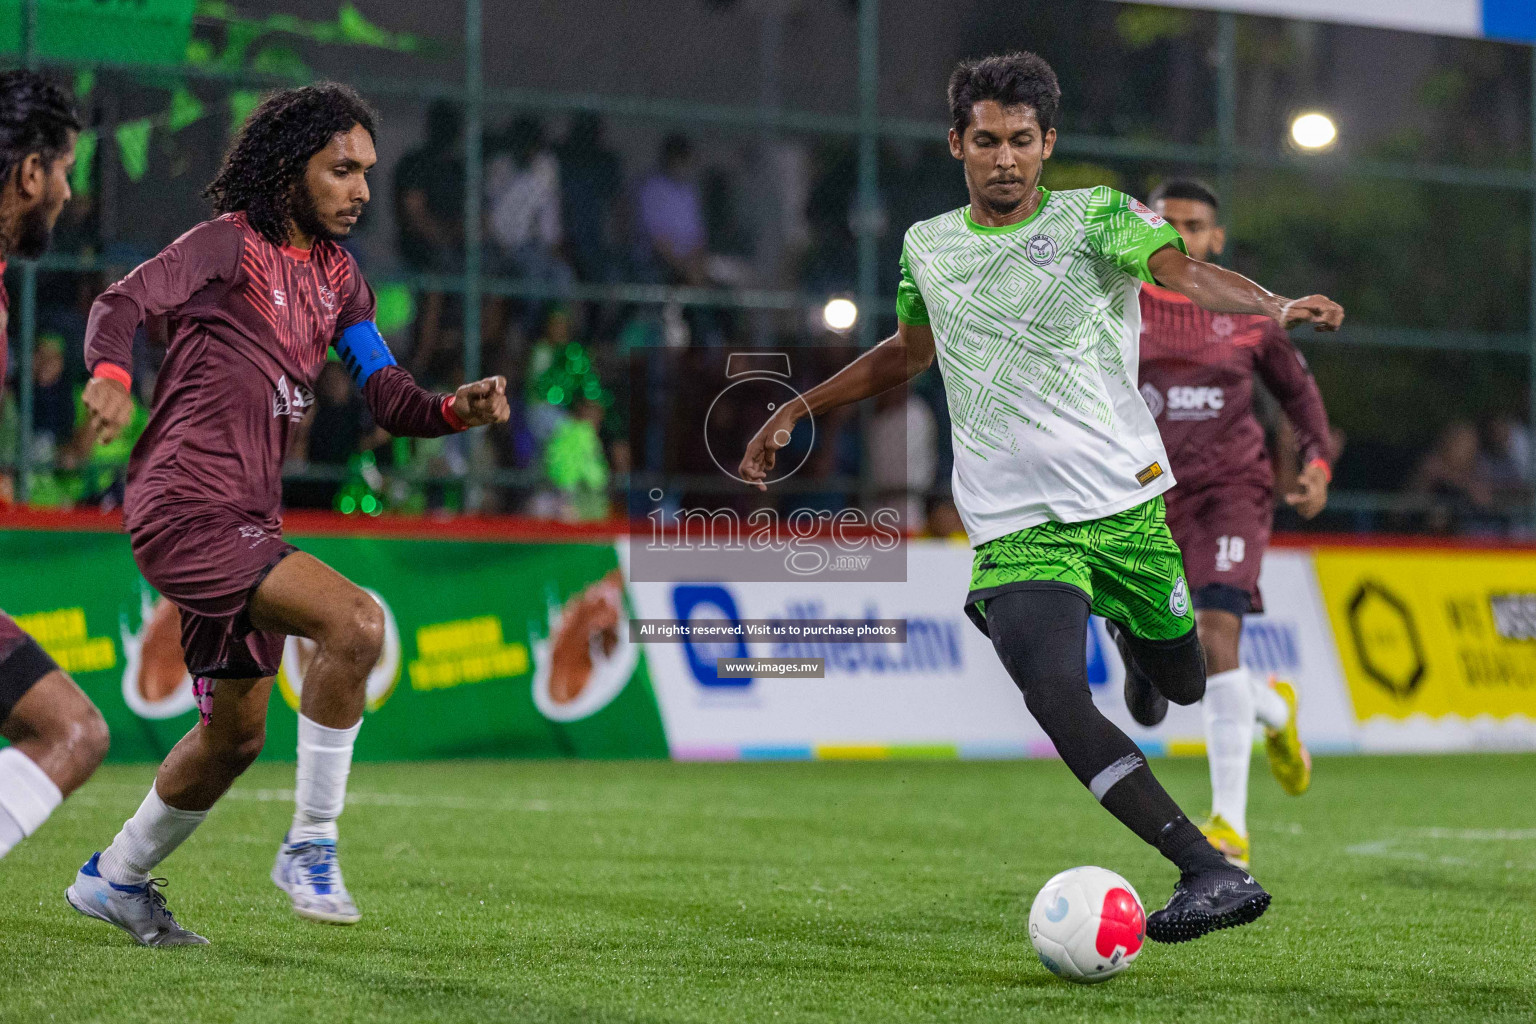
[129,508,296,680]
[0,609,61,722]
[1163,481,1272,615]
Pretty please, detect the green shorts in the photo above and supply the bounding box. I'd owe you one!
[965,497,1194,641]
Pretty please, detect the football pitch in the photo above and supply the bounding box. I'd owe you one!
[4,754,1533,1024]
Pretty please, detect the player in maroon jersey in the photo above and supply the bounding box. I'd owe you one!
[0,72,112,866]
[68,84,510,945]
[1132,179,1330,868]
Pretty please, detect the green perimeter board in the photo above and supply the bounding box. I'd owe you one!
[0,529,668,762]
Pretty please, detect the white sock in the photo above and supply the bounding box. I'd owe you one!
[98,783,208,885]
[0,747,63,858]
[290,714,360,844]
[1202,668,1255,836]
[1252,676,1291,731]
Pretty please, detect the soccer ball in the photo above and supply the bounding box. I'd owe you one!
[1028,866,1146,983]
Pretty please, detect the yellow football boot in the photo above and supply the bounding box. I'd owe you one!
[1199,814,1250,870]
[1263,679,1312,797]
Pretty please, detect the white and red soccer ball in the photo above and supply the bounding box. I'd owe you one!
[1028,866,1146,983]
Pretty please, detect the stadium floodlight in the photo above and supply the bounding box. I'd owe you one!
[1290,112,1338,151]
[822,297,858,333]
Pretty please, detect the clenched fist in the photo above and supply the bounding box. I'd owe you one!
[1278,295,1344,332]
[83,376,133,445]
[450,376,511,428]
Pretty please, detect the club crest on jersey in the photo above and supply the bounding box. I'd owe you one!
[1211,314,1236,338]
[272,374,313,422]
[1026,233,1058,267]
[1139,382,1164,418]
[1170,575,1190,617]
[319,285,336,310]
[1128,197,1166,228]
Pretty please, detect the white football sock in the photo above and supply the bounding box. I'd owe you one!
[1252,676,1291,731]
[1202,668,1255,836]
[0,747,63,858]
[98,783,208,885]
[290,714,360,844]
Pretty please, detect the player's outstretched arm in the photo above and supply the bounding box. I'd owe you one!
[337,320,509,437]
[738,320,934,491]
[1147,245,1344,332]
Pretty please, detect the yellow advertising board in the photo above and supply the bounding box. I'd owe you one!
[1313,548,1536,720]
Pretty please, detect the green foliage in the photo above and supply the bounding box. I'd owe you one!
[166,87,205,132]
[248,43,310,81]
[112,119,152,182]
[373,283,416,336]
[111,3,435,184]
[227,89,262,129]
[1114,5,1195,49]
[1041,160,1122,193]
[1416,69,1469,111]
[1230,173,1526,334]
[70,128,95,195]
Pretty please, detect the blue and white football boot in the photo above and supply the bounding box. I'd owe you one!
[271,833,361,924]
[65,852,209,946]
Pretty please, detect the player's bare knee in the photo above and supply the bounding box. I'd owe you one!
[71,703,111,773]
[329,594,384,672]
[209,727,266,775]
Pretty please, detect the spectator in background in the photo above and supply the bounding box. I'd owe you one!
[487,119,569,277]
[28,334,73,464]
[556,112,624,284]
[537,396,610,522]
[486,116,573,347]
[1479,415,1531,502]
[1407,420,1501,534]
[395,101,465,379]
[636,134,708,286]
[396,100,465,270]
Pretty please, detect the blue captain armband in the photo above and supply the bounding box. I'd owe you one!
[334,321,398,387]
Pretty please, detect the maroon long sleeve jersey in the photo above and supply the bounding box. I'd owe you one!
[1137,282,1332,492]
[85,212,463,531]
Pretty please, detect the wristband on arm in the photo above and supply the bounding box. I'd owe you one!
[441,394,468,431]
[333,320,397,387]
[91,362,133,390]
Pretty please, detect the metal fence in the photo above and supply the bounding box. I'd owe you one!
[2,0,1534,529]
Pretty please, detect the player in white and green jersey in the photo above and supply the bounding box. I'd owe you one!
[740,51,1343,944]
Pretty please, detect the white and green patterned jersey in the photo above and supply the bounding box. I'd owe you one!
[897,185,1187,546]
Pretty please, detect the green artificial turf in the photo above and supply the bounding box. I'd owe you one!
[3,755,1533,1023]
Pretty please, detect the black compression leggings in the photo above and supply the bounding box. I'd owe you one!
[1118,625,1207,706]
[984,586,1211,864]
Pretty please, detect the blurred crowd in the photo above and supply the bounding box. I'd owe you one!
[1,102,1534,538]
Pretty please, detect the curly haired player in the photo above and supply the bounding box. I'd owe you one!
[0,71,111,867]
[68,84,510,945]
